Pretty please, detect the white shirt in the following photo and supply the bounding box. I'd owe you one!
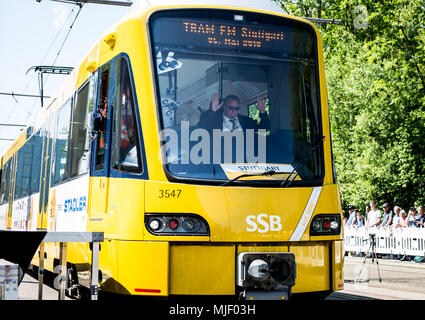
[367,209,381,227]
[222,114,242,132]
[392,215,401,226]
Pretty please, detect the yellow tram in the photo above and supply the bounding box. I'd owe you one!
[0,4,343,299]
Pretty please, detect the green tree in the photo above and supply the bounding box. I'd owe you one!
[274,0,425,210]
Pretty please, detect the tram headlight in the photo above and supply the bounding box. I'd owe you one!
[312,220,321,232]
[149,218,163,231]
[145,213,209,236]
[182,218,200,232]
[310,214,341,236]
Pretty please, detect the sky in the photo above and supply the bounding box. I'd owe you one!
[0,0,285,157]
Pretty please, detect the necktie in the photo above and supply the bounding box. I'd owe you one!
[230,119,236,132]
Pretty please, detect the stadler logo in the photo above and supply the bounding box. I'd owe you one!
[64,196,87,213]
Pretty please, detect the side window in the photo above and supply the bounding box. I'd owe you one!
[0,160,10,204]
[111,57,142,173]
[15,144,32,199]
[30,130,42,194]
[14,151,23,199]
[53,99,72,184]
[70,77,94,178]
[95,68,110,171]
[22,142,32,198]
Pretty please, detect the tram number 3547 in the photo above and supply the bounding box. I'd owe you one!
[158,189,182,198]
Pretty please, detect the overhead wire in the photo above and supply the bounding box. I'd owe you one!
[25,3,85,123]
[4,4,79,124]
[19,4,78,99]
[1,2,85,150]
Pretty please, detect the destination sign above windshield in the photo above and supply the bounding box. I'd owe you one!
[152,17,304,54]
[182,21,285,49]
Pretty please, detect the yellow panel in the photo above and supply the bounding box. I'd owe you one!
[145,182,342,243]
[87,178,145,240]
[169,244,235,295]
[116,241,169,296]
[332,240,344,291]
[289,243,330,293]
[145,181,313,242]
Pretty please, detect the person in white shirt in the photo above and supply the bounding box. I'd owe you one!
[391,206,401,228]
[366,200,381,228]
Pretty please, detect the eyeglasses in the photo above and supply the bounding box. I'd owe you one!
[225,104,240,111]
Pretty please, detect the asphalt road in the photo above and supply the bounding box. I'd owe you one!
[18,273,72,300]
[327,255,425,300]
[16,255,425,300]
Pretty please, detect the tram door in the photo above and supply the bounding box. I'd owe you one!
[37,113,55,230]
[6,154,17,229]
[89,61,115,219]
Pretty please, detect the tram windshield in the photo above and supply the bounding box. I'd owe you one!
[150,10,324,186]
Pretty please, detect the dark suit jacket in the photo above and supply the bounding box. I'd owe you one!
[198,110,270,133]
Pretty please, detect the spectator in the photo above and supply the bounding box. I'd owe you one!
[354,211,365,228]
[415,206,425,228]
[365,204,371,214]
[396,210,408,228]
[364,204,371,226]
[346,205,357,227]
[367,200,381,228]
[407,207,417,227]
[412,206,425,262]
[342,210,347,226]
[379,203,393,228]
[391,206,401,228]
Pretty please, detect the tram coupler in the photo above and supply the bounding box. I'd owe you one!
[237,252,296,300]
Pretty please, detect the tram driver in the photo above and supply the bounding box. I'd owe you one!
[197,93,270,133]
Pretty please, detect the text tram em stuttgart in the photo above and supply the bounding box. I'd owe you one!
[0,5,343,299]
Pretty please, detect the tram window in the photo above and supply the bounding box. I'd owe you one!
[111,57,142,173]
[0,160,10,204]
[70,77,94,178]
[95,69,109,171]
[53,98,72,185]
[30,130,43,194]
[14,154,22,199]
[15,143,32,199]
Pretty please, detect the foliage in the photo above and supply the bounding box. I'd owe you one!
[274,0,425,211]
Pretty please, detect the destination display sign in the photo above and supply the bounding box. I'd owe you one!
[152,17,304,54]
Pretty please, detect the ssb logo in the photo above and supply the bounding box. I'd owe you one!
[246,213,282,233]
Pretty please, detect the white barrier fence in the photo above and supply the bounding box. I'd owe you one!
[344,227,425,257]
[0,259,19,300]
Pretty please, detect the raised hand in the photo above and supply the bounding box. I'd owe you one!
[211,93,223,112]
[256,94,266,114]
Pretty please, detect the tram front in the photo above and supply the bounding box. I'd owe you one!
[143,7,343,299]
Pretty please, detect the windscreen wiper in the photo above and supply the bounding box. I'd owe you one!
[221,170,287,186]
[280,134,324,188]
